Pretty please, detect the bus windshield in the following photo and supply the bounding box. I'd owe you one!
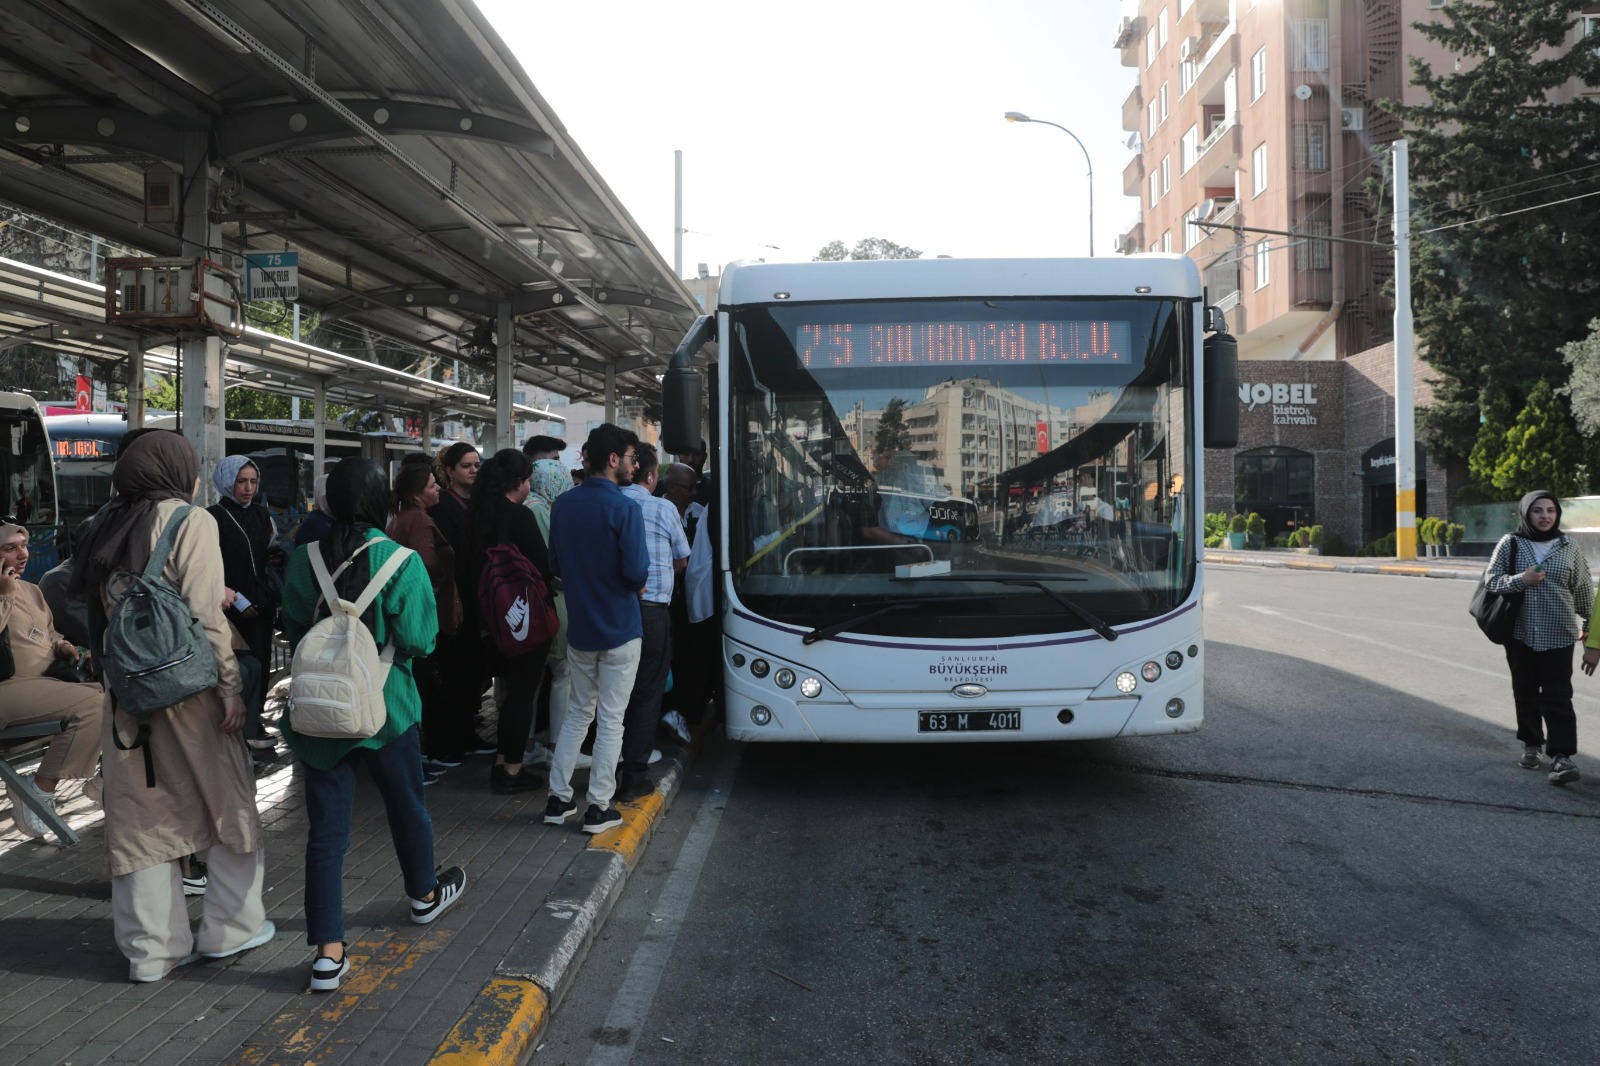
[726,296,1194,639]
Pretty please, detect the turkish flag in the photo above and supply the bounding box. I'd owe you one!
[1036,421,1049,453]
[76,375,92,412]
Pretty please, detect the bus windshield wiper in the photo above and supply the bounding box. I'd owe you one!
[801,595,994,646]
[892,572,1117,642]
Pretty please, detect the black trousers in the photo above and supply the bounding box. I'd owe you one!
[426,633,490,758]
[492,641,550,763]
[619,603,672,787]
[1504,640,1577,757]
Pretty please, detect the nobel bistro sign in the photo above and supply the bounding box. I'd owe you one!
[1238,382,1318,426]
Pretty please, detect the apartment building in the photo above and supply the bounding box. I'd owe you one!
[1115,0,1599,546]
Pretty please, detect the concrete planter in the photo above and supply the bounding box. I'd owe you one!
[1227,532,1247,549]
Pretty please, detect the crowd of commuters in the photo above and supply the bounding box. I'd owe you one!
[2,421,716,992]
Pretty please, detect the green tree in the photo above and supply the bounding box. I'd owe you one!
[1387,0,1600,483]
[1562,317,1600,438]
[873,397,913,455]
[1487,379,1591,498]
[814,237,922,261]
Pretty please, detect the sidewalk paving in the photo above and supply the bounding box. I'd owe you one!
[1204,548,1486,580]
[0,689,691,1066]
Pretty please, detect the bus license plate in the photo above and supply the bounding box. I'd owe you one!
[918,710,1021,733]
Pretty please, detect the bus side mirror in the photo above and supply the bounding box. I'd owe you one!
[1203,330,1239,449]
[662,313,716,455]
[662,366,703,455]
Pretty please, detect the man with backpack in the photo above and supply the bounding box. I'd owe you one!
[542,424,649,834]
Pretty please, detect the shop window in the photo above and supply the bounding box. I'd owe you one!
[1234,446,1315,536]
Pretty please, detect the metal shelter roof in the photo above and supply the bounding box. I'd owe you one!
[0,0,699,408]
[0,255,562,423]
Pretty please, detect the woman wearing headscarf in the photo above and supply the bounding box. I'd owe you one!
[457,449,553,794]
[294,475,334,547]
[389,460,466,777]
[69,431,269,983]
[526,459,574,763]
[208,455,278,746]
[1483,490,1593,784]
[281,457,464,993]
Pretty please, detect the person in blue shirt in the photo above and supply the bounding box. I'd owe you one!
[541,424,648,834]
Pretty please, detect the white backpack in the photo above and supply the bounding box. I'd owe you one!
[289,542,415,739]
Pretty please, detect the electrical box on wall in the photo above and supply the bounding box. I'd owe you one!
[104,257,243,337]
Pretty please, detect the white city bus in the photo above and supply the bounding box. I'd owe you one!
[0,392,62,579]
[663,256,1238,742]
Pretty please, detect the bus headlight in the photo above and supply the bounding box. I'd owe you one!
[750,705,773,726]
[1165,698,1185,718]
[1114,671,1138,694]
[774,668,796,689]
[1141,661,1162,683]
[750,658,770,678]
[800,677,822,698]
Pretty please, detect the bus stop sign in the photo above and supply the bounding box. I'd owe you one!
[245,252,299,302]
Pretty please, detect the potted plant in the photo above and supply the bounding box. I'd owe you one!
[1227,513,1247,550]
[1418,517,1438,557]
[1446,522,1465,557]
[1308,525,1324,555]
[1246,511,1266,549]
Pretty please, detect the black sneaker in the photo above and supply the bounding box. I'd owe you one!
[182,858,209,897]
[491,764,545,794]
[582,804,623,834]
[614,778,655,805]
[465,739,499,757]
[1519,745,1543,770]
[308,949,350,992]
[410,866,466,925]
[542,795,579,824]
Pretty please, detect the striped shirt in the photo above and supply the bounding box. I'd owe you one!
[621,483,690,604]
[1484,534,1593,651]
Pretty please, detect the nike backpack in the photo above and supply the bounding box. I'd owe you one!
[288,541,414,739]
[478,542,558,657]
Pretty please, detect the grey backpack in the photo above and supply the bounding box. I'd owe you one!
[103,505,220,720]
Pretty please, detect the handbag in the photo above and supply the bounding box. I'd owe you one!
[1469,537,1524,645]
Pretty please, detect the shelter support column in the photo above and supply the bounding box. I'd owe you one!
[496,300,514,452]
[126,340,144,429]
[180,130,224,490]
[313,379,327,474]
[604,364,616,425]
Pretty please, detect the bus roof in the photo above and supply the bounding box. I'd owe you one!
[717,255,1202,306]
[44,413,128,438]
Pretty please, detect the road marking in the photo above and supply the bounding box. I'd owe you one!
[585,748,741,1066]
[1240,606,1600,705]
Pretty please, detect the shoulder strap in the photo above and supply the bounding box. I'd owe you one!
[308,540,373,614]
[143,505,195,580]
[351,546,414,616]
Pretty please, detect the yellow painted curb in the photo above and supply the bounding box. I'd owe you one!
[431,977,548,1066]
[1377,565,1432,575]
[588,783,668,862]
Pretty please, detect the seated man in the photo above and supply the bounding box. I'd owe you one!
[0,522,103,836]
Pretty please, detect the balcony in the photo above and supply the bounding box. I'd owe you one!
[1115,220,1145,256]
[1193,29,1237,106]
[1122,84,1143,134]
[1196,0,1234,25]
[1191,114,1240,190]
[1114,15,1144,66]
[1122,152,1146,197]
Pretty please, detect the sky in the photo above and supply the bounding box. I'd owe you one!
[475,0,1139,276]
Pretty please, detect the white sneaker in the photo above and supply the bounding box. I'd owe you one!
[12,774,55,838]
[521,743,554,769]
[661,710,692,743]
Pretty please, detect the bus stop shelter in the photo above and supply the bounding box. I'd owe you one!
[0,0,700,476]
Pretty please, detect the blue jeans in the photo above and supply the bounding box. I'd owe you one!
[302,726,437,945]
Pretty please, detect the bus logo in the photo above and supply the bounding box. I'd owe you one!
[952,683,987,698]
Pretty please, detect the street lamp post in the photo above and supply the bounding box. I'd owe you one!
[1004,111,1095,257]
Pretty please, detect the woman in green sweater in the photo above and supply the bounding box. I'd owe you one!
[281,457,467,993]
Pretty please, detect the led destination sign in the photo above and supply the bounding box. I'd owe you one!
[53,439,114,459]
[797,319,1132,368]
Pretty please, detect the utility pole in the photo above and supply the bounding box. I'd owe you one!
[1393,139,1416,560]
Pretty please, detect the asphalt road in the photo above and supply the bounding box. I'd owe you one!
[536,566,1600,1066]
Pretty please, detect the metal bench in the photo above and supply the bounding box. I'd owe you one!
[0,721,81,845]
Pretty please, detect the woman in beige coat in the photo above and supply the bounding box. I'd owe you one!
[70,432,271,983]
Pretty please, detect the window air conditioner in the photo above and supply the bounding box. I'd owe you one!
[1179,37,1200,61]
[1340,107,1365,132]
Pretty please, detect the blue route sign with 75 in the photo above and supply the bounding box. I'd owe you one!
[244,252,299,302]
